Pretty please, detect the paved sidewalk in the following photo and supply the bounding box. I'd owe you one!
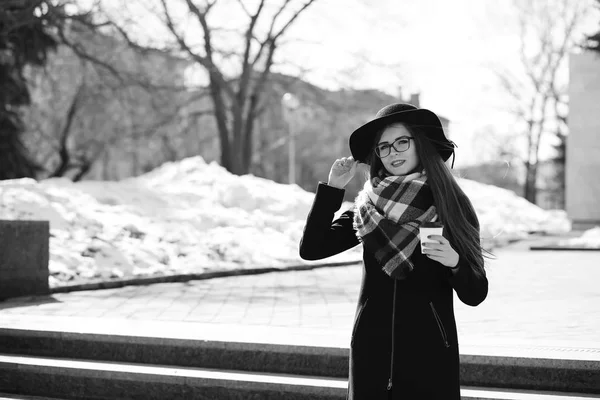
[1,244,599,351]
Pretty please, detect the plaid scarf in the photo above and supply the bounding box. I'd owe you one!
[353,170,438,279]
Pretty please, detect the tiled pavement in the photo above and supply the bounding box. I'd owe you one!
[1,244,599,351]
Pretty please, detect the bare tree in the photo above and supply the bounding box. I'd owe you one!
[0,0,59,179]
[23,27,203,181]
[100,0,319,175]
[1,0,187,181]
[497,0,590,204]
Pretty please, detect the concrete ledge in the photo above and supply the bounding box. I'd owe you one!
[0,328,349,378]
[460,354,600,394]
[0,395,68,400]
[570,221,600,231]
[0,355,347,400]
[0,328,598,394]
[49,260,362,294]
[0,355,596,400]
[529,246,599,251]
[460,386,600,399]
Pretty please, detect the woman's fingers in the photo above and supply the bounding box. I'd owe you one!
[427,234,447,243]
[425,253,443,260]
[423,238,460,268]
[334,157,358,171]
[422,239,448,255]
[422,242,444,249]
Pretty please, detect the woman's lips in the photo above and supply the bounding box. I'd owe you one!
[391,160,405,167]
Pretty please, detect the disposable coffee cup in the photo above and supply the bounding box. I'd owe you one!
[419,221,444,253]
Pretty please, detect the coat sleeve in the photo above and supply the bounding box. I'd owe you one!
[299,182,360,261]
[448,208,489,307]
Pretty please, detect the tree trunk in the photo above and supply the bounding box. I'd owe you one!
[231,97,245,175]
[160,134,178,162]
[524,161,538,204]
[72,161,92,182]
[131,139,139,176]
[523,135,539,204]
[523,117,535,203]
[49,83,83,178]
[242,92,261,173]
[525,94,548,205]
[230,117,245,175]
[209,73,233,173]
[51,146,72,177]
[242,121,254,174]
[101,149,110,180]
[223,101,249,176]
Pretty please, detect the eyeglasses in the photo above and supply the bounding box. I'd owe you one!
[375,137,414,158]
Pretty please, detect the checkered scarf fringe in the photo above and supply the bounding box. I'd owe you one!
[353,171,438,279]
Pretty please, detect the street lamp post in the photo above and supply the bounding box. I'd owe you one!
[282,92,300,185]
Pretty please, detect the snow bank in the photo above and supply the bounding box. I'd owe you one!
[558,227,600,248]
[457,178,571,247]
[0,156,572,287]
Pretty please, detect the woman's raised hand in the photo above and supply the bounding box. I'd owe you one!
[328,156,358,189]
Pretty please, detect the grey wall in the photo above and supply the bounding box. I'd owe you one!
[567,51,600,229]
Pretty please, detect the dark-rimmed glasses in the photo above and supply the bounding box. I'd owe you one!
[375,136,414,158]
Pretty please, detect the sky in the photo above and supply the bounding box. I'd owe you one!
[91,0,599,165]
[2,155,589,289]
[280,0,599,164]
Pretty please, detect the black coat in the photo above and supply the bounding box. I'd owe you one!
[299,183,488,400]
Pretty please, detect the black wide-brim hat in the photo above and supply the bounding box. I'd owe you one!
[349,103,456,164]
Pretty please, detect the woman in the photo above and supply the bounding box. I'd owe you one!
[299,103,489,399]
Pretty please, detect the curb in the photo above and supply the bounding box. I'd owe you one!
[49,260,362,294]
[529,246,600,251]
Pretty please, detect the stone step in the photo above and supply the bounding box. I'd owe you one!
[1,328,599,394]
[0,327,347,376]
[460,387,600,399]
[0,355,597,400]
[0,354,345,400]
[0,395,68,400]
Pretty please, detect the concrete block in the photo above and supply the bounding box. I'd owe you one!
[0,220,50,300]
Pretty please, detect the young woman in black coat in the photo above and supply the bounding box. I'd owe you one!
[299,103,489,400]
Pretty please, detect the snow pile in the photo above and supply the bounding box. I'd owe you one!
[0,157,353,287]
[457,179,571,247]
[0,156,571,287]
[558,227,600,248]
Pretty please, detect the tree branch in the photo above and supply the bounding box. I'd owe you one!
[158,0,234,100]
[235,0,251,17]
[272,0,317,41]
[54,23,125,84]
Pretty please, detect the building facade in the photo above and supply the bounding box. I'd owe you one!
[567,51,600,229]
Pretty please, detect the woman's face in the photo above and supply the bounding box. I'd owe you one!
[376,123,420,176]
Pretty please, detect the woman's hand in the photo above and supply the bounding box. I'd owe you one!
[422,235,459,269]
[328,156,358,189]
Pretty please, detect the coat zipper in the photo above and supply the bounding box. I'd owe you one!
[387,280,398,393]
[429,302,450,348]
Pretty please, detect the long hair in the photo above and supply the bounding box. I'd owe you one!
[364,123,489,276]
